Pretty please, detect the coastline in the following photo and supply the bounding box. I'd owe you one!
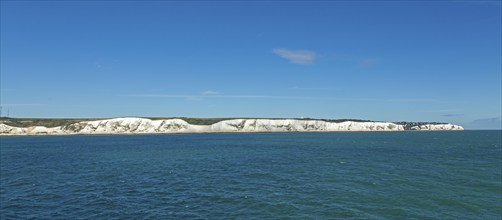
[0,117,464,136]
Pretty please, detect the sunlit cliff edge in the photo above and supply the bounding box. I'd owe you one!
[0,117,464,136]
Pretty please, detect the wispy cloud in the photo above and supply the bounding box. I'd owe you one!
[441,114,463,117]
[472,116,502,123]
[129,94,314,100]
[0,103,45,106]
[129,94,442,103]
[289,86,334,91]
[429,109,460,113]
[272,48,317,65]
[385,98,438,103]
[202,90,220,95]
[469,116,502,129]
[94,61,103,69]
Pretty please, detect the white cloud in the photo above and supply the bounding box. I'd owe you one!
[272,48,316,64]
[202,90,220,95]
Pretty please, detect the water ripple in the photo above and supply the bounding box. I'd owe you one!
[1,131,501,219]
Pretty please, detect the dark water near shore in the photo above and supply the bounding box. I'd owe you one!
[1,131,501,219]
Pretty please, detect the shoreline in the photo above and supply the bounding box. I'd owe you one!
[0,117,464,136]
[0,129,469,137]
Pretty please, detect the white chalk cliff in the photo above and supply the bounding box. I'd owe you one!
[0,117,464,135]
[410,123,464,131]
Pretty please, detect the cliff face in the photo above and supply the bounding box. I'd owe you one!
[410,124,464,131]
[0,117,464,136]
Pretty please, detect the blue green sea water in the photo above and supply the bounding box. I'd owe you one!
[1,131,501,219]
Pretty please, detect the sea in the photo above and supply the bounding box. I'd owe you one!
[1,131,501,219]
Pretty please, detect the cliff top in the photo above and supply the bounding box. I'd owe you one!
[0,117,448,128]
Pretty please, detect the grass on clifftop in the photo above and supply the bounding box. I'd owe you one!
[0,117,102,128]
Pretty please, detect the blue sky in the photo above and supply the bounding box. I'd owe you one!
[1,1,501,129]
